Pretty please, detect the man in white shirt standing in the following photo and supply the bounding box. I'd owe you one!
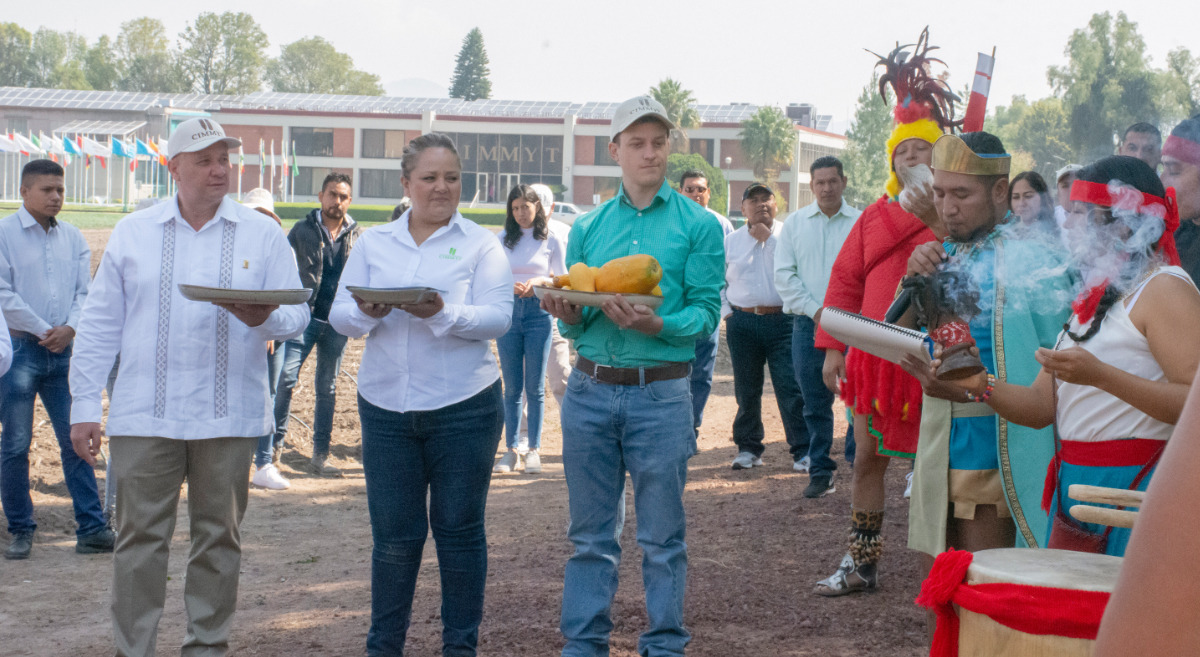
[69,118,309,657]
[723,183,809,472]
[0,159,111,561]
[774,156,861,498]
[679,169,734,438]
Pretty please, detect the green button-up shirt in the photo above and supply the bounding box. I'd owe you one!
[560,180,724,367]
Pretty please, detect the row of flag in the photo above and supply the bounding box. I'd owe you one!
[0,130,168,171]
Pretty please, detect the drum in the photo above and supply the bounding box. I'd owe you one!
[958,548,1122,656]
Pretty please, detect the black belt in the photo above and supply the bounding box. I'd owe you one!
[574,356,690,386]
[731,304,784,315]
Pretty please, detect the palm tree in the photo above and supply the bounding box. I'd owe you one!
[739,106,797,189]
[649,77,701,153]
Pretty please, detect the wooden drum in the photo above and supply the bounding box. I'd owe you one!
[958,548,1122,657]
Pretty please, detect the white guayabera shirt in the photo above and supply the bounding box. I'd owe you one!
[330,210,513,413]
[69,195,310,440]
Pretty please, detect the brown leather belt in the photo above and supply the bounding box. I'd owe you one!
[731,304,784,315]
[574,356,690,386]
[8,329,40,342]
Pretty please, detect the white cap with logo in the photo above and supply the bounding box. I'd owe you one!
[167,117,242,159]
[242,187,275,214]
[609,96,675,141]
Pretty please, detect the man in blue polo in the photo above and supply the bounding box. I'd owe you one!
[542,95,724,657]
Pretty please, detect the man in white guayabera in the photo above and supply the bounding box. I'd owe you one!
[68,118,309,657]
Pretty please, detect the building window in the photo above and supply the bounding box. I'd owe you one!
[292,127,334,157]
[689,139,714,165]
[441,132,564,202]
[798,142,843,172]
[795,182,813,209]
[7,118,29,134]
[362,129,416,159]
[360,168,405,199]
[594,136,617,166]
[593,176,622,204]
[295,167,334,196]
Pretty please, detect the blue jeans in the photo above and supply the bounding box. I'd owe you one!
[254,341,287,467]
[0,337,105,537]
[496,295,552,451]
[268,319,349,465]
[358,381,503,657]
[560,368,694,657]
[726,310,808,460]
[791,315,838,478]
[689,327,720,435]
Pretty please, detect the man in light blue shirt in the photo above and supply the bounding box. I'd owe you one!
[679,169,733,439]
[0,159,110,560]
[773,156,861,497]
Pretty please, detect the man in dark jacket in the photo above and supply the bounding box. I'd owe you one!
[268,172,362,479]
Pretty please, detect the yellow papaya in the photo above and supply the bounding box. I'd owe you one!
[568,262,596,292]
[650,285,662,296]
[552,274,571,288]
[594,254,663,294]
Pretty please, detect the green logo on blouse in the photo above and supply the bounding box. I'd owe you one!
[439,246,462,261]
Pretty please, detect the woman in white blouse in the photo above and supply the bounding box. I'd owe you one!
[493,184,567,475]
[328,133,513,656]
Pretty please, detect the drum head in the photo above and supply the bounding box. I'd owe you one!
[966,548,1122,592]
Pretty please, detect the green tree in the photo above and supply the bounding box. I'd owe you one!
[28,28,90,89]
[1048,12,1174,162]
[0,23,32,87]
[842,74,892,207]
[177,12,268,94]
[665,153,728,218]
[448,28,491,101]
[1165,47,1200,119]
[739,106,796,191]
[267,36,383,95]
[1008,97,1075,178]
[649,78,701,153]
[115,17,188,92]
[85,36,120,91]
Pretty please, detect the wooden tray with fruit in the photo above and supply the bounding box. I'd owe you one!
[533,255,665,309]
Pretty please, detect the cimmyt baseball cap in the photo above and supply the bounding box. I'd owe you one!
[610,96,676,141]
[1055,163,1082,183]
[168,118,241,159]
[242,188,275,214]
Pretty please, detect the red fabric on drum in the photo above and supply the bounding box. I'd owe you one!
[916,549,1110,657]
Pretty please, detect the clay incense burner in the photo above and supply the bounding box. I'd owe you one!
[902,270,987,381]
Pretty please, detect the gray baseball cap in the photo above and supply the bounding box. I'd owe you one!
[610,96,676,141]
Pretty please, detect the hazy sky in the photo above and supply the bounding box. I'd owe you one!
[9,1,1195,133]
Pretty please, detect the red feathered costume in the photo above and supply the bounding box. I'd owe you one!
[815,197,934,458]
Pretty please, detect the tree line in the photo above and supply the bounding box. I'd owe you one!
[843,11,1200,207]
[0,14,384,96]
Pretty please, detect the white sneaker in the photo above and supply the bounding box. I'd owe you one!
[731,451,764,470]
[794,456,811,473]
[524,451,542,474]
[904,471,914,499]
[251,463,290,490]
[516,435,530,455]
[494,450,520,473]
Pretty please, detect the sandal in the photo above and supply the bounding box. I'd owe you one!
[814,553,878,597]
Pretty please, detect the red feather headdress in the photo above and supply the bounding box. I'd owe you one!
[869,27,963,131]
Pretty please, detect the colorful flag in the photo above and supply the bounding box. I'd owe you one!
[0,134,19,153]
[63,136,82,155]
[9,132,32,155]
[29,131,41,151]
[269,139,276,187]
[963,51,995,133]
[291,140,299,176]
[135,138,156,157]
[111,138,135,159]
[238,144,244,174]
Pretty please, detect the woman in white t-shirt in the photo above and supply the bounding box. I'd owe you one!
[493,184,567,475]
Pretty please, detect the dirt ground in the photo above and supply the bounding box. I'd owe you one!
[0,229,926,656]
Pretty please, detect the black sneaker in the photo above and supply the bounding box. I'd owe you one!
[5,532,33,560]
[804,475,836,498]
[76,527,116,554]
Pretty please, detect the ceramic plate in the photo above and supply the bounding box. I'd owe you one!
[178,285,312,306]
[346,286,443,305]
[532,285,664,309]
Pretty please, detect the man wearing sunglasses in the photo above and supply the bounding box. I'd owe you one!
[679,170,733,441]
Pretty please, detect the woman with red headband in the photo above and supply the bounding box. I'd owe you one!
[940,155,1200,556]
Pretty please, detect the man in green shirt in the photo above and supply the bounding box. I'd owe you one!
[542,95,724,657]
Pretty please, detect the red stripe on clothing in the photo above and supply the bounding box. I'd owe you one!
[1041,438,1165,513]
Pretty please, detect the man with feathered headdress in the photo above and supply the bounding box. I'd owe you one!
[812,28,956,596]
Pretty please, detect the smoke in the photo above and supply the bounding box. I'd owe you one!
[933,178,1166,325]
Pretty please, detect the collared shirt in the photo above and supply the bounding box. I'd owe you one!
[773,198,861,318]
[329,210,513,413]
[547,217,572,245]
[315,214,357,321]
[722,221,785,316]
[706,207,736,236]
[0,206,91,336]
[69,195,310,439]
[499,226,568,283]
[561,180,724,367]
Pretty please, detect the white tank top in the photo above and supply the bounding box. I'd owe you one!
[1055,266,1195,442]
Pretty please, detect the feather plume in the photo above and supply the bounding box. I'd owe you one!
[867,27,962,132]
